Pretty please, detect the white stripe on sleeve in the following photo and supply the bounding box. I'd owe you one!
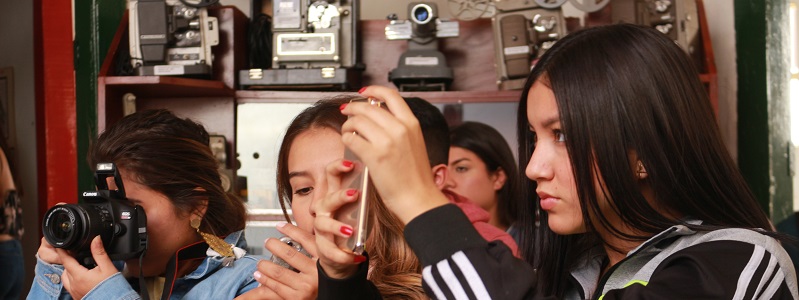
[452,251,492,300]
[422,265,447,300]
[732,245,766,300]
[437,259,470,300]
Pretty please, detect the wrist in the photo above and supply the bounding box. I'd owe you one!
[392,186,450,225]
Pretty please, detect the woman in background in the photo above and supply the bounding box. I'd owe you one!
[0,144,23,299]
[447,121,521,242]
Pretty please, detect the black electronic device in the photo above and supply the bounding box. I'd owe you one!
[611,0,701,67]
[240,0,362,90]
[491,2,566,90]
[128,0,219,76]
[385,2,459,91]
[42,163,148,267]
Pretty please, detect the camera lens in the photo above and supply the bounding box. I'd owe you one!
[411,4,433,24]
[42,204,113,251]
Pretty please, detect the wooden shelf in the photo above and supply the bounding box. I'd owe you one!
[236,90,522,104]
[100,76,234,98]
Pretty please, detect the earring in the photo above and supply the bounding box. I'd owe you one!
[636,161,647,179]
[191,218,236,266]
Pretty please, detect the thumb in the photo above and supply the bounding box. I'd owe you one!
[90,236,114,270]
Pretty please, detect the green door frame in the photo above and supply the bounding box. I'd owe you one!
[736,0,793,224]
[74,0,126,192]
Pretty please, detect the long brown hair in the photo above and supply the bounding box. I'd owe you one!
[89,109,246,237]
[276,95,425,299]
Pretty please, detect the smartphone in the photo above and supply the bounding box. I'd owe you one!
[269,236,312,272]
[335,97,384,255]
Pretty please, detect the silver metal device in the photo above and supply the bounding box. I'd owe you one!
[491,2,566,90]
[240,0,361,90]
[128,0,219,76]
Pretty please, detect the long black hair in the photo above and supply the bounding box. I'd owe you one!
[450,121,520,229]
[515,23,774,297]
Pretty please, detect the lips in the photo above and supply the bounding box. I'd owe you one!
[537,191,558,211]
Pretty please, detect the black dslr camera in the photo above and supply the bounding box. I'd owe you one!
[42,163,148,267]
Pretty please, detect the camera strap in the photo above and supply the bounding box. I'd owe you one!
[159,240,209,300]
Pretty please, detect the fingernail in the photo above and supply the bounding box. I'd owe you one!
[340,226,353,236]
[340,103,347,110]
[342,160,353,168]
[358,87,367,94]
[253,271,262,279]
[264,237,271,246]
[346,189,357,197]
[354,255,366,263]
[276,221,287,228]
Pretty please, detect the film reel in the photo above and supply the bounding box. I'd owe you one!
[447,0,495,21]
[535,0,569,9]
[568,0,611,13]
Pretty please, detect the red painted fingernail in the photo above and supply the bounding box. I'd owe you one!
[340,226,353,236]
[346,189,357,197]
[358,87,367,94]
[342,160,353,168]
[340,103,347,110]
[354,255,366,263]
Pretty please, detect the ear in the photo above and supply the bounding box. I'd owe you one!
[431,164,448,190]
[191,198,209,220]
[492,168,507,191]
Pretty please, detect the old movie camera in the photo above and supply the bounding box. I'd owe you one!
[240,0,361,90]
[491,0,567,90]
[42,163,148,267]
[128,0,220,76]
[385,2,459,91]
[611,0,701,65]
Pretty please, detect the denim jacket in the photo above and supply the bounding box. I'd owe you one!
[27,230,261,299]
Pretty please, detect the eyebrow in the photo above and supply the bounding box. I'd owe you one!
[541,116,560,128]
[288,171,309,180]
[450,158,471,165]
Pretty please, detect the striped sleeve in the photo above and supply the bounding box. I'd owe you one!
[601,240,799,299]
[404,204,537,299]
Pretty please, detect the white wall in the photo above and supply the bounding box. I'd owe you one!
[703,0,738,160]
[0,0,38,296]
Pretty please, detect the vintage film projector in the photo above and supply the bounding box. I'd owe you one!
[128,0,220,76]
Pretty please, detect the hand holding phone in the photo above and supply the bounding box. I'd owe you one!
[335,97,385,255]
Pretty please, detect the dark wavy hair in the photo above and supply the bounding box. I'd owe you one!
[450,121,519,229]
[89,109,246,238]
[514,24,774,297]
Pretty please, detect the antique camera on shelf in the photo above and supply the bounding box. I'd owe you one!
[491,1,566,90]
[42,163,148,267]
[240,0,361,90]
[385,2,459,91]
[128,0,219,76]
[611,0,701,65]
[209,134,235,193]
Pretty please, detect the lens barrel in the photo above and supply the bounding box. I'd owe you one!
[42,204,113,252]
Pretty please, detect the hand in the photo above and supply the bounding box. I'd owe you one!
[37,237,63,265]
[58,236,119,299]
[246,223,319,300]
[37,203,69,265]
[341,86,449,223]
[312,159,365,279]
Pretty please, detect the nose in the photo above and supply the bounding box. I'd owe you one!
[444,173,457,189]
[309,178,328,218]
[526,147,552,182]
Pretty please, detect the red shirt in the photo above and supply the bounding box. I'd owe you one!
[443,189,520,257]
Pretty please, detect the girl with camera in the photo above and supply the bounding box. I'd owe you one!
[29,109,260,299]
